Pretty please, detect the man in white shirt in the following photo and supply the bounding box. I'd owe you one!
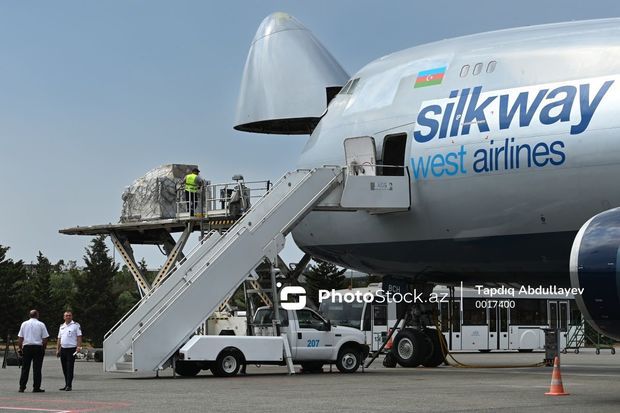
[56,311,82,391]
[17,309,49,393]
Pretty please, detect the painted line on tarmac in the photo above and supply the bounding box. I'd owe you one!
[0,408,69,413]
[0,398,130,413]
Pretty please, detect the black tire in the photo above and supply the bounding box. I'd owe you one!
[213,349,243,377]
[94,350,103,362]
[300,362,324,373]
[336,345,362,373]
[175,361,201,377]
[596,348,600,355]
[575,348,580,354]
[383,351,397,368]
[393,329,430,368]
[422,329,447,367]
[612,348,616,355]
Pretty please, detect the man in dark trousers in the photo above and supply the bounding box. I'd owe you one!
[17,309,49,393]
[184,167,205,216]
[56,311,82,391]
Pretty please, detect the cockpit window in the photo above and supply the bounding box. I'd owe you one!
[340,78,360,95]
[348,78,360,94]
[340,80,353,94]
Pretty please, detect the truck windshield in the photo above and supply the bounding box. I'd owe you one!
[319,301,364,329]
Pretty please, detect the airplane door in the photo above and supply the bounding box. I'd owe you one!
[344,136,377,176]
[381,133,408,176]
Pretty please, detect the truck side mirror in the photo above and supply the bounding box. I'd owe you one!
[324,320,332,331]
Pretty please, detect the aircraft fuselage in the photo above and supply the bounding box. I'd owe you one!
[293,18,620,286]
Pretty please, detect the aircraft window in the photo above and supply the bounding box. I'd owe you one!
[460,65,470,77]
[348,78,360,94]
[473,63,483,76]
[487,61,497,73]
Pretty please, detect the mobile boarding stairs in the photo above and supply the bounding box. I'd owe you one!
[104,165,410,373]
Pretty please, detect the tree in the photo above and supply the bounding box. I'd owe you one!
[74,236,119,347]
[303,260,347,307]
[113,265,142,318]
[28,252,54,326]
[0,245,29,338]
[49,260,78,323]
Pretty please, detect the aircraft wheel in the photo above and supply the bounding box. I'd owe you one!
[393,329,429,367]
[422,329,447,367]
[612,348,616,355]
[596,348,601,355]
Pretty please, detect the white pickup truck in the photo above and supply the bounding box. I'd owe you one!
[176,306,369,377]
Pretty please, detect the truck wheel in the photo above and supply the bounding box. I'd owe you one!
[393,329,429,367]
[213,349,242,377]
[422,329,447,367]
[300,362,324,373]
[175,361,201,377]
[336,346,362,373]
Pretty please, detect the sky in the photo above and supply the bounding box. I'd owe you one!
[2,0,620,268]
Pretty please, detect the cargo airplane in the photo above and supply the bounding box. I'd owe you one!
[234,12,620,364]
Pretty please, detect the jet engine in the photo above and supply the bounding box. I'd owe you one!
[570,207,620,340]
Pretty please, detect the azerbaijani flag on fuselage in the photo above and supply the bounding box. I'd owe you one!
[414,66,446,88]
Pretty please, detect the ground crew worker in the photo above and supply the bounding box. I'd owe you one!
[184,167,205,216]
[56,311,82,391]
[17,309,49,393]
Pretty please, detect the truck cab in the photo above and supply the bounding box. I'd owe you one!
[177,307,368,377]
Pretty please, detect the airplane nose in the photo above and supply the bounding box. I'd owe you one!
[252,12,305,42]
[235,12,348,135]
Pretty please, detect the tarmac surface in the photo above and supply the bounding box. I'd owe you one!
[0,349,619,412]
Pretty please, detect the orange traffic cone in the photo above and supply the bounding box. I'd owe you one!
[545,356,569,396]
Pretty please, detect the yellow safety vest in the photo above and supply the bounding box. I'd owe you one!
[185,173,199,193]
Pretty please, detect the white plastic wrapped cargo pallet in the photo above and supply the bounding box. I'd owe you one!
[120,164,198,222]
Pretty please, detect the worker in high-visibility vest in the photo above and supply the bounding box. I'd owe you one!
[184,167,204,216]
